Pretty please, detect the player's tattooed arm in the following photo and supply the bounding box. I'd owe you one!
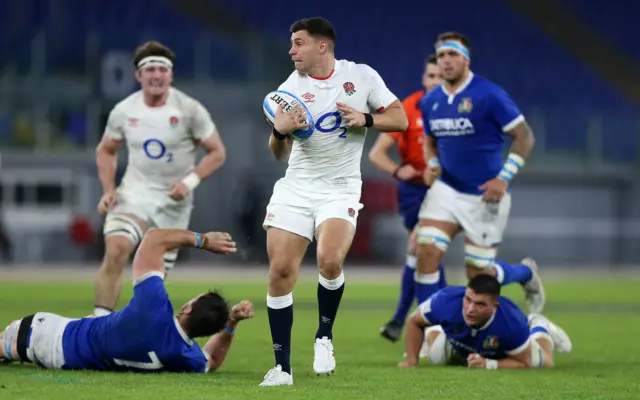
[505,121,535,160]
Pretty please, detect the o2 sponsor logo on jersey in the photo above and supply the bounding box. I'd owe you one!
[315,111,348,139]
[429,118,475,137]
[143,138,173,163]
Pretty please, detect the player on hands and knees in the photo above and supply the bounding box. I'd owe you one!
[94,41,226,317]
[0,228,254,372]
[415,32,544,313]
[399,274,571,369]
[369,55,447,343]
[260,17,408,387]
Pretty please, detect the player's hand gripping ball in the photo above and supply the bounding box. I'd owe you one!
[263,90,314,140]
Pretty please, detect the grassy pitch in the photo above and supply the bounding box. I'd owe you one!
[1,273,639,400]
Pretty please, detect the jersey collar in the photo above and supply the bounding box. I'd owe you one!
[174,317,193,345]
[441,71,474,104]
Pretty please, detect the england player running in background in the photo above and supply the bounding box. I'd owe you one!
[415,32,544,312]
[93,41,226,317]
[260,17,408,386]
[399,274,571,369]
[369,55,447,343]
[0,228,254,373]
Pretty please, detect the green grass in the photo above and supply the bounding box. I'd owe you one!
[1,277,639,399]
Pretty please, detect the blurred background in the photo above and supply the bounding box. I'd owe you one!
[0,0,639,269]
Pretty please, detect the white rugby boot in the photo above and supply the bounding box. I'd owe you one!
[521,257,546,314]
[529,313,572,353]
[313,336,336,375]
[259,365,293,387]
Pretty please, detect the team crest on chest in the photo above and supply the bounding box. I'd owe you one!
[343,82,356,96]
[483,336,499,349]
[457,98,473,113]
[169,116,179,128]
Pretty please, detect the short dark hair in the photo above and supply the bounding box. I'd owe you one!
[133,41,175,68]
[467,274,501,298]
[183,291,229,338]
[290,17,336,50]
[435,31,471,54]
[426,54,437,65]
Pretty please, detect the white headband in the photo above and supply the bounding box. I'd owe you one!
[137,56,173,70]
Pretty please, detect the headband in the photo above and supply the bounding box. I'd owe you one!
[436,41,470,60]
[137,56,173,70]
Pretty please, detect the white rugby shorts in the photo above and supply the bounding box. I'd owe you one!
[25,312,73,369]
[262,179,363,241]
[418,180,511,246]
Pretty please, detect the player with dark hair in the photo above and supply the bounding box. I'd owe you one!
[0,229,254,373]
[261,17,408,386]
[369,55,446,342]
[414,31,544,312]
[399,274,571,369]
[94,40,227,317]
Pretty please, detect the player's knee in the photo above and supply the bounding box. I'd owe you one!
[316,250,344,279]
[464,244,496,270]
[102,236,133,271]
[417,227,450,254]
[268,260,296,283]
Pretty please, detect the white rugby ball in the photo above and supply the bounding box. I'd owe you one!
[263,90,315,140]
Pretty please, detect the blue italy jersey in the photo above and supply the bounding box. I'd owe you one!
[420,73,524,195]
[61,273,209,373]
[420,286,530,360]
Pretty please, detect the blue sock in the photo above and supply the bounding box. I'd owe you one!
[437,262,447,289]
[415,271,442,304]
[392,255,417,324]
[315,272,345,341]
[267,293,294,374]
[494,261,533,286]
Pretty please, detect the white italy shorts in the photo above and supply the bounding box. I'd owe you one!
[418,180,511,246]
[262,179,363,241]
[24,312,73,369]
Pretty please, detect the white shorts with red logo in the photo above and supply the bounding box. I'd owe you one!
[262,179,363,241]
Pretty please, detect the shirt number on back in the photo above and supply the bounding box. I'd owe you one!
[113,351,164,370]
[316,112,348,139]
[143,138,173,163]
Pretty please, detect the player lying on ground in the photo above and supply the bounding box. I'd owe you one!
[369,54,447,342]
[415,31,543,312]
[0,228,253,373]
[94,40,226,317]
[399,274,571,369]
[260,17,408,386]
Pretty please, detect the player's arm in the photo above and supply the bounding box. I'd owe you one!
[132,229,236,281]
[268,130,294,162]
[96,107,125,194]
[489,89,535,184]
[183,103,227,191]
[203,300,254,372]
[368,133,399,175]
[468,320,533,369]
[423,135,438,165]
[404,296,441,366]
[369,100,408,132]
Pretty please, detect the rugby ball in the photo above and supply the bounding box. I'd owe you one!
[263,90,315,140]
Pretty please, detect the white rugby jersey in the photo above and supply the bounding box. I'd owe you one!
[104,88,216,192]
[278,59,398,194]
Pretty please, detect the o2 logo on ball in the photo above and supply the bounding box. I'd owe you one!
[143,138,173,163]
[316,112,347,139]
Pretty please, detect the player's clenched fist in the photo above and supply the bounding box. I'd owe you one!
[467,353,487,369]
[97,191,117,215]
[478,177,508,202]
[203,232,237,255]
[423,158,442,186]
[230,300,254,322]
[168,181,190,201]
[336,102,365,127]
[274,103,311,135]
